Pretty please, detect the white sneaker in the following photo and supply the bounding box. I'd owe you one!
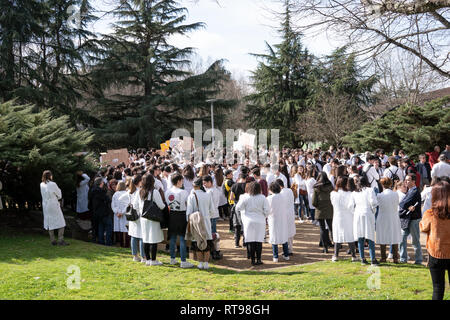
[273,258,279,263]
[282,255,290,261]
[298,219,305,224]
[170,258,178,265]
[351,257,360,262]
[203,262,209,270]
[145,260,152,266]
[388,253,393,259]
[141,258,147,264]
[150,260,163,266]
[180,261,194,269]
[198,262,204,269]
[332,256,338,262]
[133,256,140,262]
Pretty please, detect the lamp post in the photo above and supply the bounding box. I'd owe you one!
[206,99,218,149]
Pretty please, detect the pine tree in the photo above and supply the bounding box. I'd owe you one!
[89,0,236,149]
[301,47,377,147]
[245,0,313,147]
[0,100,95,209]
[343,97,450,159]
[0,0,98,124]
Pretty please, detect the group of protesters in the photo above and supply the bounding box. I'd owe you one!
[40,144,450,299]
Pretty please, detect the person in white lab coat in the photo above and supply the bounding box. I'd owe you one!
[330,176,357,262]
[277,179,296,256]
[186,178,215,270]
[75,171,90,216]
[236,181,270,266]
[111,181,129,247]
[267,182,290,262]
[376,178,402,263]
[134,174,166,266]
[305,167,317,222]
[40,170,68,246]
[352,175,379,266]
[122,175,145,262]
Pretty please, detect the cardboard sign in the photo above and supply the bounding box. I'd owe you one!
[100,149,130,167]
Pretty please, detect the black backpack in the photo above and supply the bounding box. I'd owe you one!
[390,168,400,183]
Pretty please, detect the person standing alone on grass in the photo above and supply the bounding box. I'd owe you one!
[40,170,68,246]
[420,181,450,300]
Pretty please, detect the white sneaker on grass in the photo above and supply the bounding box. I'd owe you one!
[145,260,152,266]
[351,257,360,262]
[203,262,209,270]
[332,256,338,262]
[170,258,178,265]
[141,258,147,264]
[150,260,163,266]
[133,256,141,262]
[198,262,204,269]
[180,261,194,269]
[273,258,279,263]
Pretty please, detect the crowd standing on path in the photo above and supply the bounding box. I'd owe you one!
[39,144,450,299]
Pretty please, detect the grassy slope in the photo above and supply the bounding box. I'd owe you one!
[0,232,447,300]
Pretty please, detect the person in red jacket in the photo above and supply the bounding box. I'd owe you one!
[426,146,441,169]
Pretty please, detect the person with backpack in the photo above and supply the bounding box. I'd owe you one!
[384,156,404,183]
[362,155,381,191]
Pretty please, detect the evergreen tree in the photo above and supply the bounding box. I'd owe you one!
[301,47,377,147]
[89,0,236,149]
[343,97,450,160]
[0,100,95,209]
[245,0,313,147]
[0,0,98,124]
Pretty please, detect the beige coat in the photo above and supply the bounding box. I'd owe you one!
[185,211,209,251]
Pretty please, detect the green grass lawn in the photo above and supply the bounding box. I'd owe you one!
[0,231,448,300]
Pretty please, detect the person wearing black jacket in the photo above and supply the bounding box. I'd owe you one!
[398,174,423,264]
[416,154,432,190]
[89,177,113,246]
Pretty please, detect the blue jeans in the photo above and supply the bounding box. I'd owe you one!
[98,216,113,246]
[272,243,289,259]
[400,219,423,263]
[170,235,187,262]
[358,238,376,261]
[131,237,145,258]
[309,208,315,221]
[298,194,310,219]
[211,218,218,234]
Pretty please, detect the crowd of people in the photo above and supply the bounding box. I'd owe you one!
[40,144,450,299]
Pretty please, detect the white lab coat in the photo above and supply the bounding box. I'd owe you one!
[236,194,270,243]
[421,186,433,215]
[123,190,141,238]
[280,188,296,238]
[330,190,355,243]
[267,193,289,245]
[206,187,221,219]
[76,174,90,213]
[352,188,378,242]
[186,189,215,240]
[363,163,380,189]
[40,181,66,230]
[305,178,317,209]
[112,190,129,232]
[267,173,287,189]
[376,189,402,245]
[134,189,166,244]
[431,161,450,178]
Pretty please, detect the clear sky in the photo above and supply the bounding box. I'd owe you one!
[90,0,342,80]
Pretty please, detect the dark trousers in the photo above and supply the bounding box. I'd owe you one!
[335,242,356,257]
[318,219,333,247]
[97,216,113,246]
[380,244,399,262]
[428,255,450,300]
[248,242,262,263]
[144,243,158,261]
[235,225,242,246]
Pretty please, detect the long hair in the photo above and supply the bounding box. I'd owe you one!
[334,176,348,192]
[76,172,84,188]
[314,171,331,190]
[182,165,195,181]
[431,181,450,220]
[42,170,53,184]
[140,173,155,200]
[214,167,224,187]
